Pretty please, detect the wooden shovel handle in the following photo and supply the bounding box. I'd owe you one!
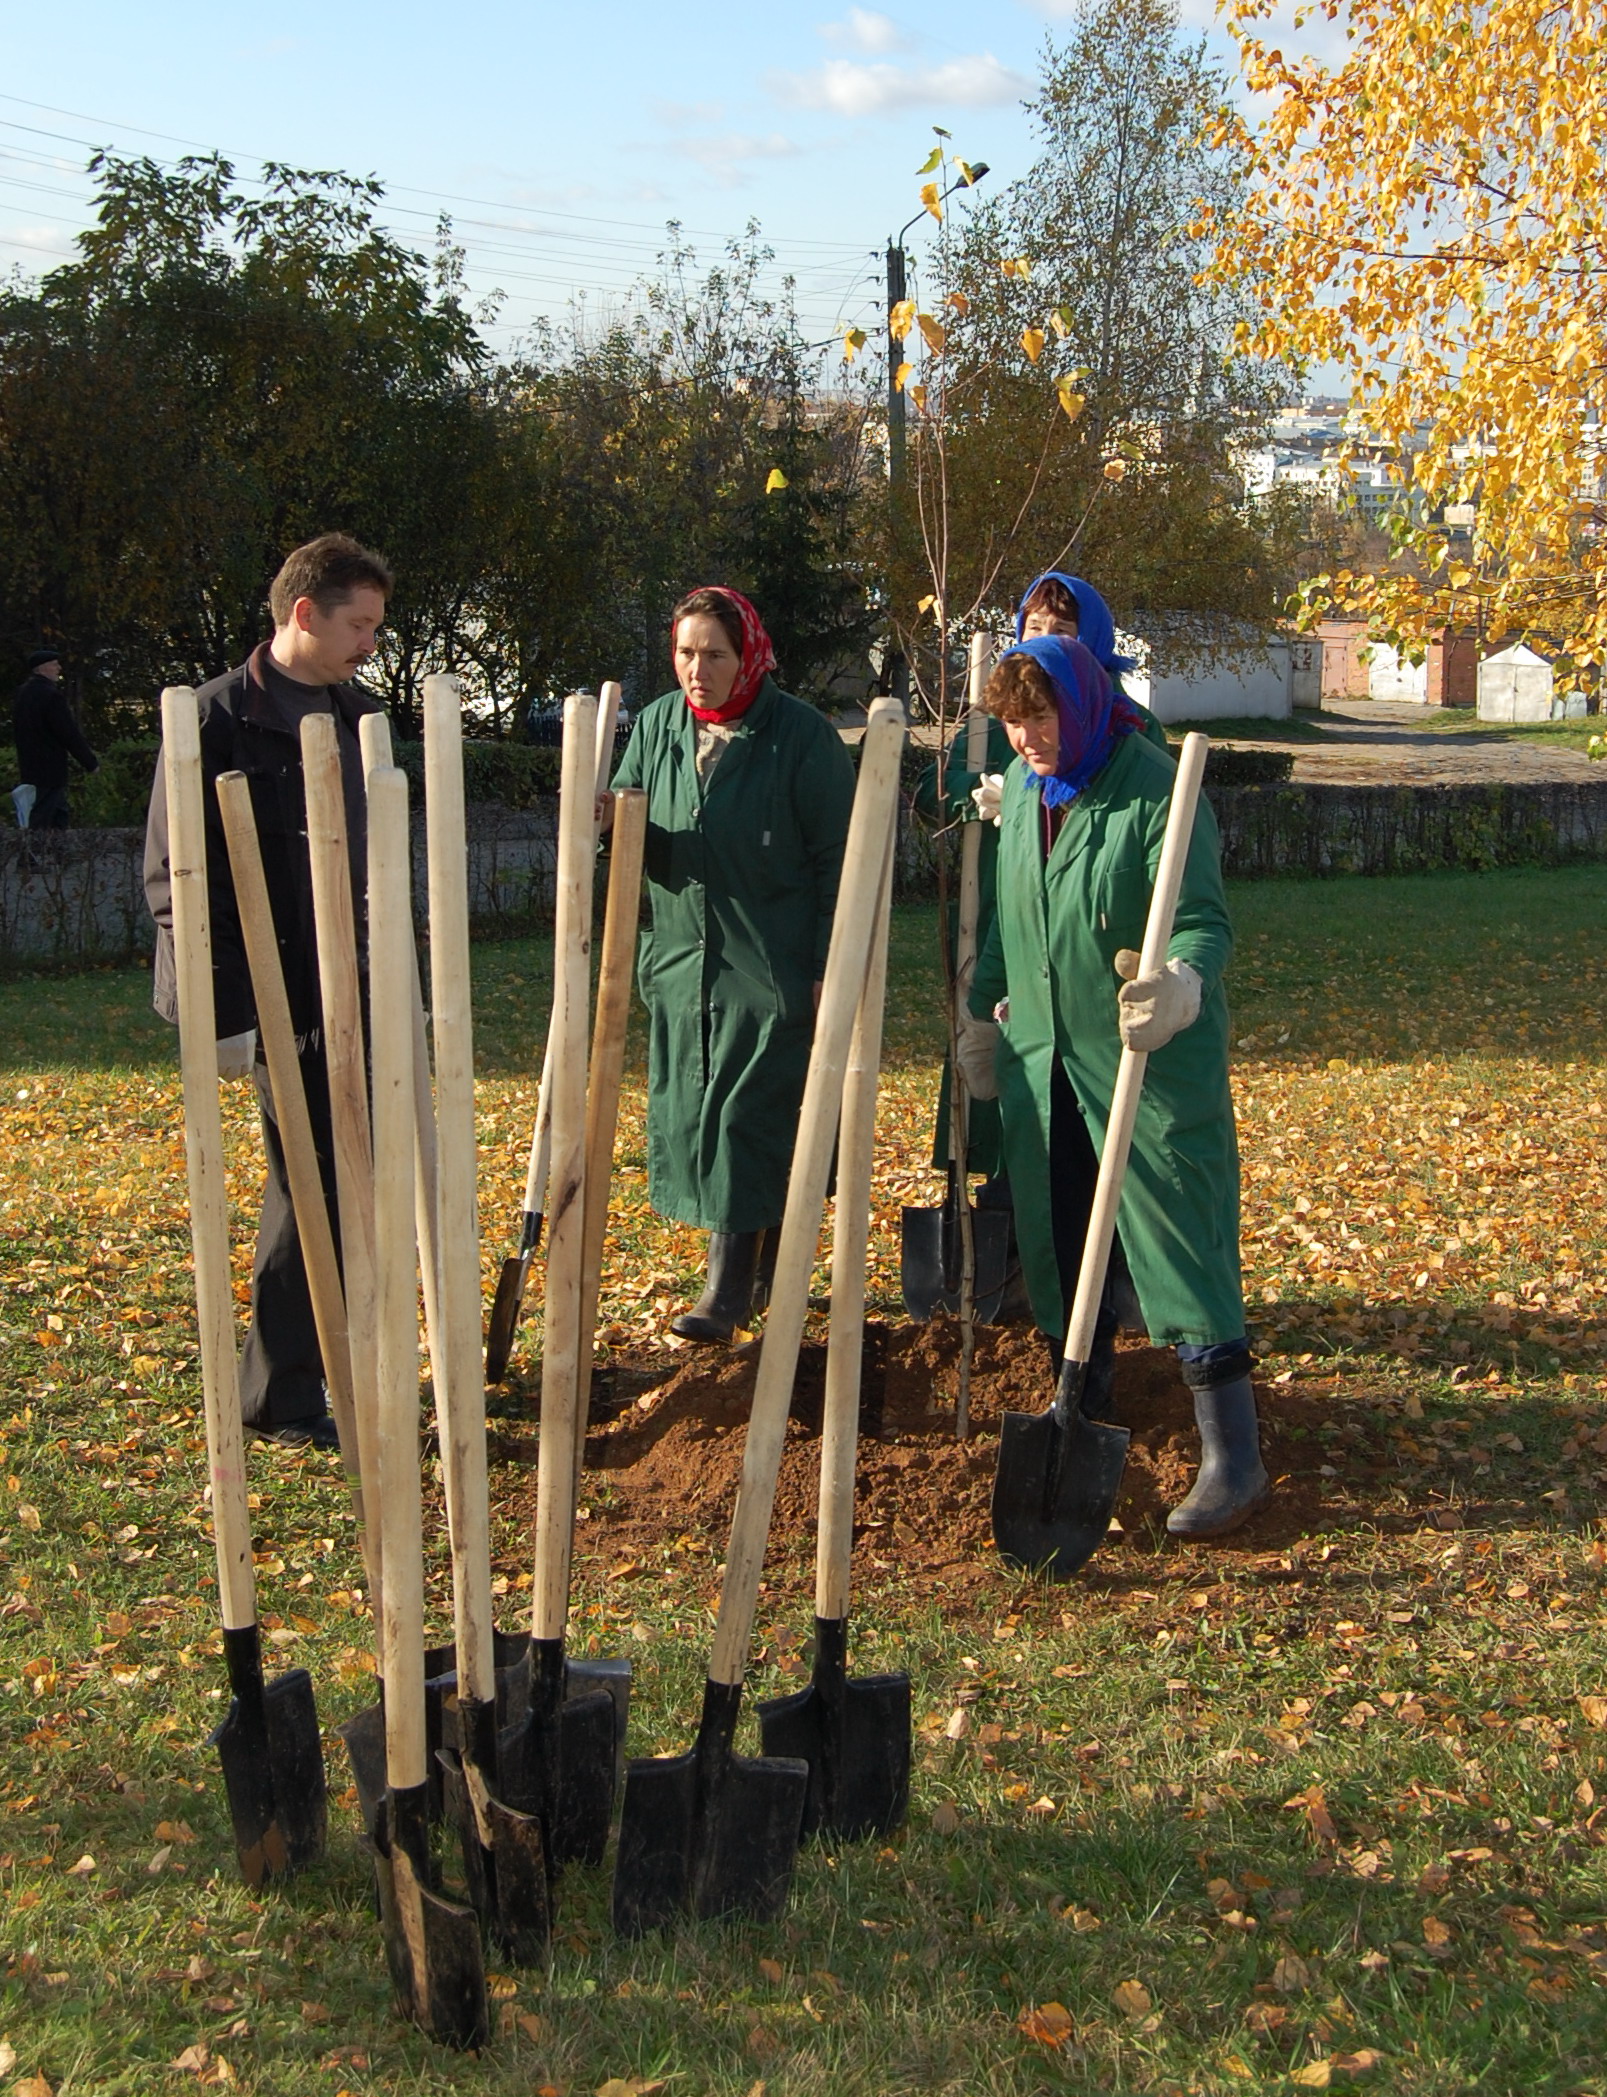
[357,714,444,1407]
[709,697,907,1689]
[1062,731,1209,1369]
[816,823,895,1624]
[215,772,371,1579]
[509,683,620,1245]
[301,713,383,1620]
[422,674,497,1708]
[160,688,256,1635]
[368,765,427,1791]
[531,691,600,1643]
[573,787,648,1491]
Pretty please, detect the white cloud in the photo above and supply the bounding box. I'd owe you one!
[653,99,727,128]
[671,131,804,187]
[774,53,1031,117]
[819,7,908,52]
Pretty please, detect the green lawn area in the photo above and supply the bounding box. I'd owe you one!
[3,869,1606,2093]
[1165,706,1606,756]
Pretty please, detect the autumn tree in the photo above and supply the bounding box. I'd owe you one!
[868,0,1291,687]
[0,153,495,735]
[1209,0,1607,679]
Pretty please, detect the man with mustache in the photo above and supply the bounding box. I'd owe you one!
[144,534,392,1446]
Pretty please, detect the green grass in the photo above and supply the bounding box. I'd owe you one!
[4,874,1607,2093]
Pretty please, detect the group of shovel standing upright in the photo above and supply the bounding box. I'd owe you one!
[159,664,932,2045]
[150,560,1267,2048]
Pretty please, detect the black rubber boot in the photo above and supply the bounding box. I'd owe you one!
[750,1225,782,1320]
[1166,1375,1271,1538]
[671,1232,761,1342]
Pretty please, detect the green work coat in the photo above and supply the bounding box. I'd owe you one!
[916,703,1171,1178]
[611,676,855,1232]
[971,730,1244,1346]
[914,714,1015,1177]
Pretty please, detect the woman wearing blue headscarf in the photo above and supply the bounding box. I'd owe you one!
[966,634,1268,1539]
[1013,568,1171,751]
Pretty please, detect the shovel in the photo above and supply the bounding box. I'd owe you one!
[498,690,620,1875]
[366,757,489,2047]
[611,695,907,1935]
[991,731,1209,1579]
[299,712,397,1830]
[160,686,326,1888]
[902,634,1011,1326]
[542,776,652,1841]
[758,827,910,1841]
[215,771,374,1582]
[408,675,549,1963]
[486,681,621,1383]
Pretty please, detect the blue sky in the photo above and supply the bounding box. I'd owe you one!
[0,0,1243,359]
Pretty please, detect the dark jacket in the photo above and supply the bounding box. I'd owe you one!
[12,675,99,793]
[143,644,382,1041]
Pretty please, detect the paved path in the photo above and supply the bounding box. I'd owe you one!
[896,700,1601,785]
[1235,702,1601,787]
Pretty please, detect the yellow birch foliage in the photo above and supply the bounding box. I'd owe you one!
[1209,0,1607,670]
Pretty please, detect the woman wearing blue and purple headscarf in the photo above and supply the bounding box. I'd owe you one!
[964,634,1268,1540]
[1013,567,1170,751]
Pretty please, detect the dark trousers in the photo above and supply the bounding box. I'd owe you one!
[239,1038,341,1428]
[1046,1060,1123,1351]
[1048,1060,1250,1389]
[25,785,70,829]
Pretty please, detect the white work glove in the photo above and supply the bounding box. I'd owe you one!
[970,772,1004,827]
[216,1029,257,1081]
[1115,951,1201,1053]
[954,1012,1000,1101]
[993,996,1010,1026]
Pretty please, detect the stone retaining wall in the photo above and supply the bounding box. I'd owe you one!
[6,780,1607,973]
[0,805,557,973]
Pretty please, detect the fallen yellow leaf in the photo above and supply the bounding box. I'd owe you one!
[1018,2000,1074,2046]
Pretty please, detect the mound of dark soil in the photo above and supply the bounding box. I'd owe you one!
[550,1319,1384,1585]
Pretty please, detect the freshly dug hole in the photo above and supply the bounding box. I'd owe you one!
[542,1320,1371,1588]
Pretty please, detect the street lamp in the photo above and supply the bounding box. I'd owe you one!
[885,163,988,701]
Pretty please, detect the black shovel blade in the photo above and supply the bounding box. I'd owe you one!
[991,1397,1130,1579]
[437,1745,551,1967]
[262,1667,328,1868]
[900,1205,948,1323]
[498,1640,620,1870]
[374,1784,488,2049]
[757,1668,911,1844]
[611,1679,809,1936]
[211,1635,326,1887]
[901,1204,1014,1324]
[484,1248,531,1385]
[565,1654,632,1790]
[550,1685,621,1868]
[338,1700,387,1841]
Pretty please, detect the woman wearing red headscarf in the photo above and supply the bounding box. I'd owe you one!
[603,587,856,1339]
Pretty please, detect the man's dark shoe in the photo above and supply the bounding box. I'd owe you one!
[252,1414,341,1450]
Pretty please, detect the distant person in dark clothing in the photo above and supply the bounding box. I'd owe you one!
[144,533,392,1448]
[12,648,99,828]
